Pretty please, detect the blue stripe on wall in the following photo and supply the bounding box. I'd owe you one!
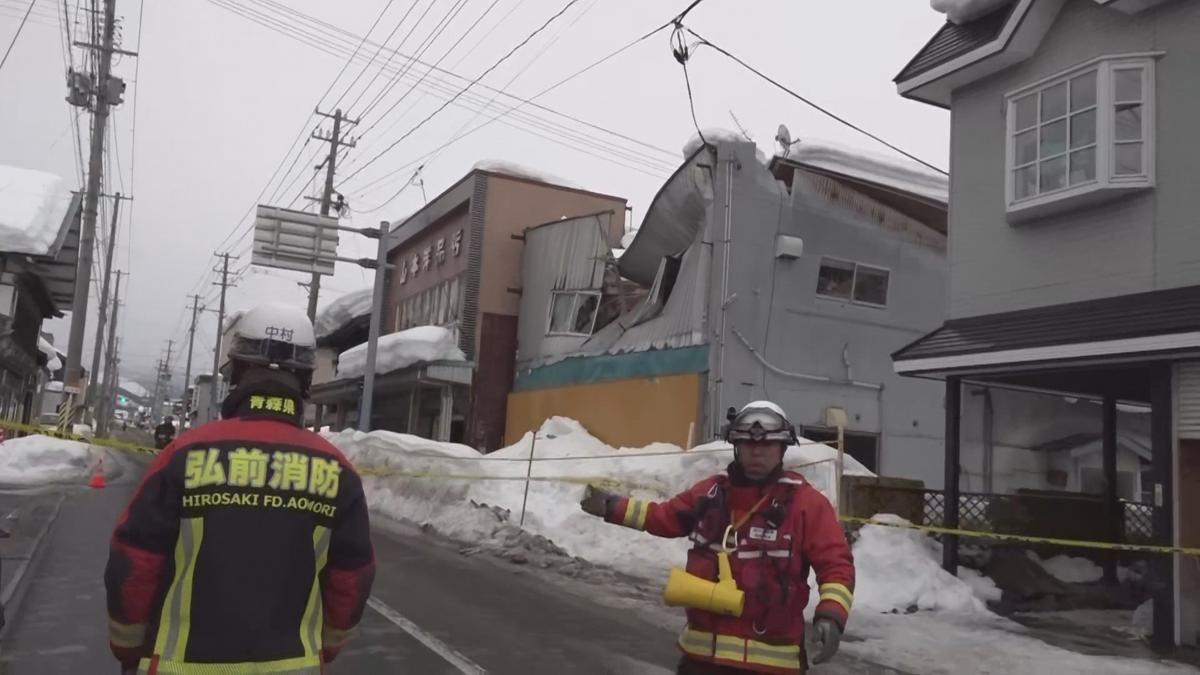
[514,345,709,392]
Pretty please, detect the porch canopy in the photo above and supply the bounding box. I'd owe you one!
[893,286,1186,645]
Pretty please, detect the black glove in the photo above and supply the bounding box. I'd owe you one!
[812,617,842,665]
[579,485,617,518]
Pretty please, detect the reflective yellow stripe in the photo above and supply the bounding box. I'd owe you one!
[108,618,146,648]
[138,654,322,673]
[714,634,745,661]
[299,526,332,656]
[819,582,854,612]
[678,626,803,671]
[746,640,803,669]
[622,499,649,530]
[677,626,715,657]
[323,623,350,649]
[154,517,204,660]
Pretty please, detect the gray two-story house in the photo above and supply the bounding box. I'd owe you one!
[892,0,1199,648]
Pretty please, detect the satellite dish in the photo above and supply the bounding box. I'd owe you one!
[775,124,793,155]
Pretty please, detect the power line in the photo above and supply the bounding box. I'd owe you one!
[208,0,676,178]
[680,25,949,176]
[342,0,436,117]
[0,0,37,74]
[349,14,675,211]
[322,0,404,113]
[340,0,588,185]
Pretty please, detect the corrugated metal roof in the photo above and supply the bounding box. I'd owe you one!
[618,147,714,286]
[894,1,1017,83]
[893,285,1200,363]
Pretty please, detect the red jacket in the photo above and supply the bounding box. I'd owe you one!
[105,391,375,673]
[606,464,854,674]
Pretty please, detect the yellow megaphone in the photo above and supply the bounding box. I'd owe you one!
[662,526,745,617]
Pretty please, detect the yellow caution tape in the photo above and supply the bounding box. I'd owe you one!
[841,515,1200,556]
[356,467,665,492]
[0,418,160,456]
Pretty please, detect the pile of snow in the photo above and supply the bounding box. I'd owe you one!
[784,139,949,203]
[931,0,1013,24]
[331,417,866,583]
[45,380,64,392]
[1130,600,1153,636]
[620,229,638,249]
[682,128,768,165]
[73,423,94,438]
[37,337,61,371]
[0,165,74,256]
[315,287,374,339]
[472,160,583,191]
[334,326,465,380]
[853,514,1001,613]
[119,379,149,399]
[0,435,101,485]
[1026,551,1103,584]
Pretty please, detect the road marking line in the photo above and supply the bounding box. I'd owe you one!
[367,595,487,674]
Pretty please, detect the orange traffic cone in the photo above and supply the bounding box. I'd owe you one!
[88,457,107,489]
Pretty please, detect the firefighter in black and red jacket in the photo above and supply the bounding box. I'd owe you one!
[104,302,376,674]
[581,401,855,675]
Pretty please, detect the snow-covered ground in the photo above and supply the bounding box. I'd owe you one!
[0,435,102,485]
[334,326,464,380]
[328,417,1196,675]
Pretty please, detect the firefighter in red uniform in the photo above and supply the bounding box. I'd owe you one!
[582,401,854,674]
[105,302,376,674]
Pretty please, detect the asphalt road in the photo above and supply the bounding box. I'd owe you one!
[0,449,913,675]
[0,451,683,675]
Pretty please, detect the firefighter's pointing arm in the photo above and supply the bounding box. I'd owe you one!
[580,480,711,538]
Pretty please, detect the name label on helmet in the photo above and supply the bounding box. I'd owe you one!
[748,527,778,542]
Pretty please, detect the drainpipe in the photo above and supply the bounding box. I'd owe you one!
[971,387,995,494]
[714,153,737,433]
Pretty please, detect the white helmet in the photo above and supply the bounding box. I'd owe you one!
[227,302,317,372]
[724,400,798,445]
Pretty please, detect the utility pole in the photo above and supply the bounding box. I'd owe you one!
[160,340,174,421]
[87,192,123,422]
[95,270,123,436]
[209,253,232,423]
[307,108,357,322]
[360,221,391,431]
[105,336,121,429]
[150,358,162,422]
[61,0,122,429]
[181,294,216,427]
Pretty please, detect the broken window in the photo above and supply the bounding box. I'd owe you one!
[547,291,601,336]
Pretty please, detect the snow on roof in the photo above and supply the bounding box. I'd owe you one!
[681,128,768,165]
[0,165,74,256]
[119,379,149,398]
[315,287,374,339]
[335,326,465,380]
[931,0,1013,24]
[619,229,638,249]
[472,160,583,191]
[782,139,949,203]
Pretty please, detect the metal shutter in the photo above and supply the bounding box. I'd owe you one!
[1176,362,1200,439]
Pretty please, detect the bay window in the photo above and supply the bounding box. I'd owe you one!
[1005,55,1156,220]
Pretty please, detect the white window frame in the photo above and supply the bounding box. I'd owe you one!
[815,257,890,308]
[1004,54,1159,220]
[546,290,602,337]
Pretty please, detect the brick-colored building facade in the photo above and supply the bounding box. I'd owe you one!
[384,167,625,451]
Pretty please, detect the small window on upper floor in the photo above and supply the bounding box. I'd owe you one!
[547,290,601,336]
[1006,56,1156,221]
[816,258,889,308]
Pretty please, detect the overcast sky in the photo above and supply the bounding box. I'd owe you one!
[0,0,948,392]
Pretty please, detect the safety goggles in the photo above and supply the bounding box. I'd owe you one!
[726,408,794,443]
